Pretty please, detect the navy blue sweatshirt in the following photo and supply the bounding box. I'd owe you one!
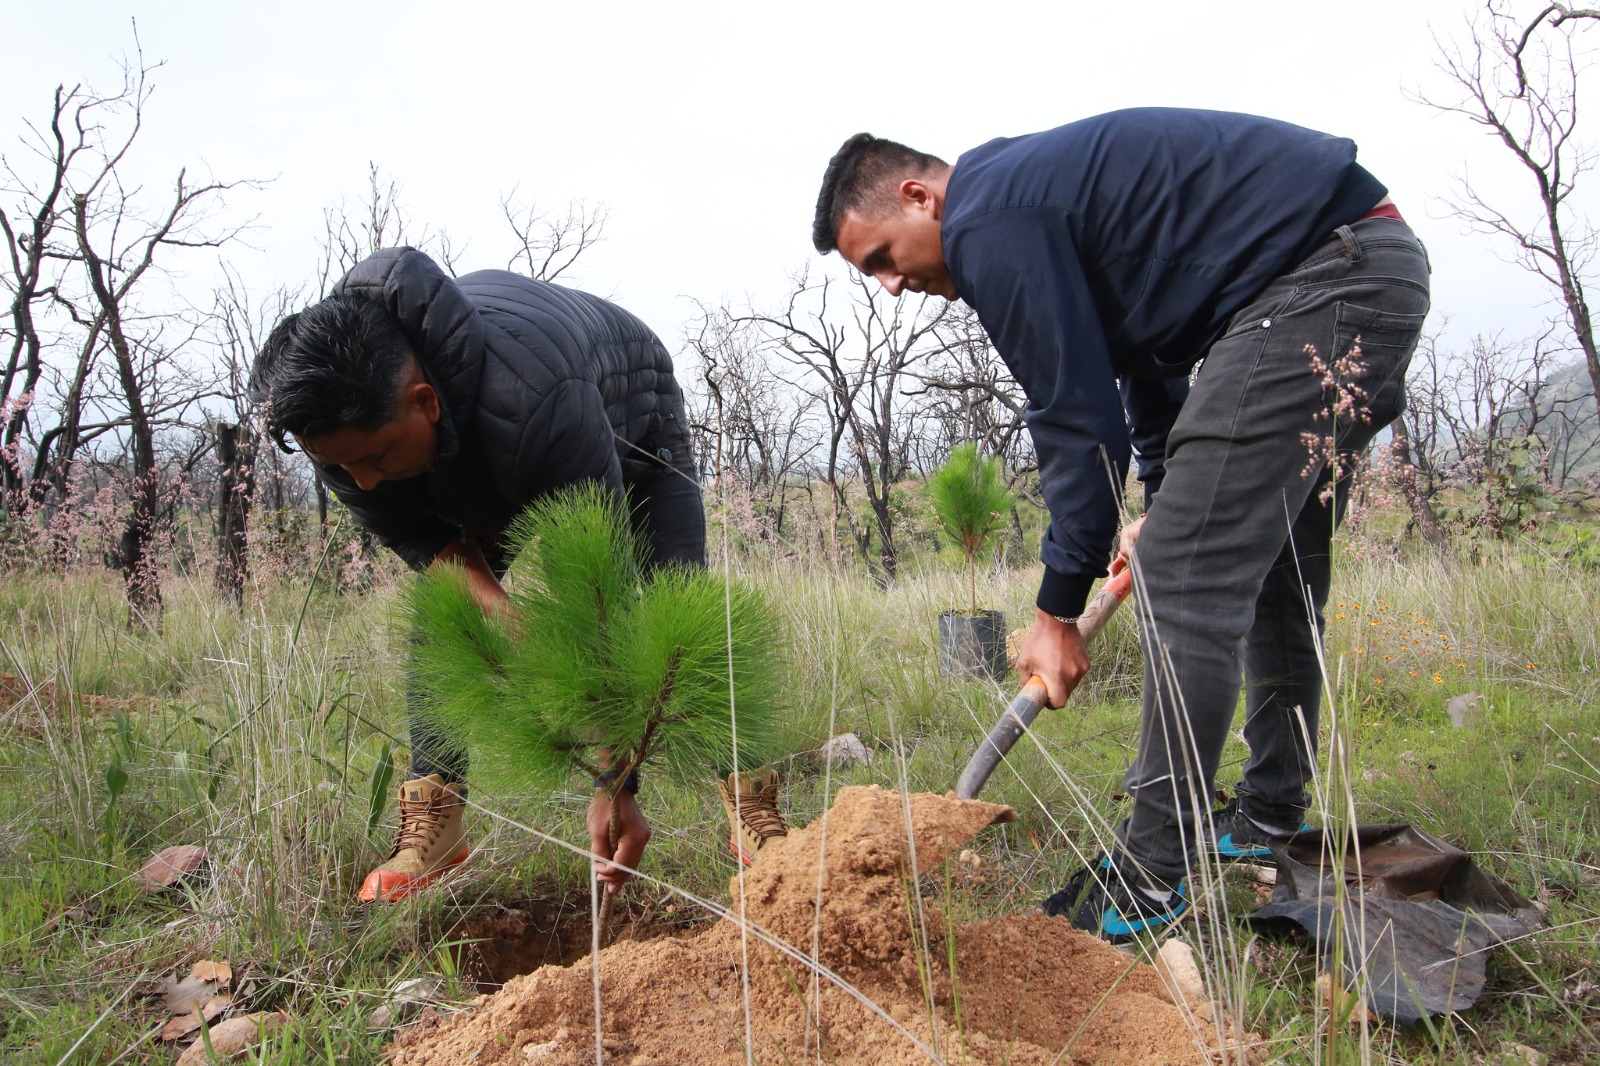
[941,108,1386,617]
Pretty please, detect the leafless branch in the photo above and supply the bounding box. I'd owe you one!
[501,191,608,282]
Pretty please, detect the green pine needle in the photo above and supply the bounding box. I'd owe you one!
[610,565,782,779]
[927,442,1012,555]
[927,441,1014,614]
[408,484,782,793]
[407,567,514,730]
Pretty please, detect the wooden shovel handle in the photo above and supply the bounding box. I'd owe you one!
[953,566,1134,801]
[1076,563,1133,644]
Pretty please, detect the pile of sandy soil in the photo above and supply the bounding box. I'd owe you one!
[390,786,1251,1065]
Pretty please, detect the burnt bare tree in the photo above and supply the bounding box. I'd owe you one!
[0,89,82,515]
[0,57,168,518]
[741,270,949,583]
[212,420,249,598]
[0,35,258,619]
[209,268,300,600]
[72,160,249,623]
[912,303,1032,475]
[1397,326,1592,537]
[683,304,817,549]
[1385,420,1453,550]
[1420,1,1600,417]
[316,163,460,292]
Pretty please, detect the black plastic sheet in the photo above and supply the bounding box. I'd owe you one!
[1246,823,1543,1023]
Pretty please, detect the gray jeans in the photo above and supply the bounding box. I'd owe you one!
[1113,217,1430,885]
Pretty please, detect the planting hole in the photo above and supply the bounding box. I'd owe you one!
[448,894,689,992]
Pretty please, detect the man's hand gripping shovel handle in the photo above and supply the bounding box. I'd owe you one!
[954,562,1134,801]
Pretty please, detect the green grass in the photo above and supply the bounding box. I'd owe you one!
[0,532,1595,1063]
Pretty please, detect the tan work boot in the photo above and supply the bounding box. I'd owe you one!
[358,774,469,902]
[717,766,788,865]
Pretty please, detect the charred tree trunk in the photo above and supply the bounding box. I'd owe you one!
[31,321,100,514]
[214,422,254,602]
[317,478,329,541]
[1,87,82,516]
[868,492,897,585]
[1389,421,1451,553]
[74,194,162,626]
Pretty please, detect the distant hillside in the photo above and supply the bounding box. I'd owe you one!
[1526,361,1600,484]
[1497,361,1600,486]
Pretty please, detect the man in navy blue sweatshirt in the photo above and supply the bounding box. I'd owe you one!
[812,109,1429,940]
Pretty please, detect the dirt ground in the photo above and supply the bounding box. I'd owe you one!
[391,786,1252,1065]
[454,895,689,993]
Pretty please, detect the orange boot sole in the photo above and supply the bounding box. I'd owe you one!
[357,847,470,903]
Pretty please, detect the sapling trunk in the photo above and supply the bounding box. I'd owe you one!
[595,776,627,937]
[594,668,675,935]
[965,536,979,618]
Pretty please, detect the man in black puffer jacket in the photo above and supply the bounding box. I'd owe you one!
[250,247,788,902]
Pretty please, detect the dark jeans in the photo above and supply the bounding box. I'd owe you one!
[407,427,707,782]
[1113,217,1430,885]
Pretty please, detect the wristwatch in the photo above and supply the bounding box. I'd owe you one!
[594,768,640,794]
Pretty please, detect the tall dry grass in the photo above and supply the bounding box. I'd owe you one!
[0,529,1594,1062]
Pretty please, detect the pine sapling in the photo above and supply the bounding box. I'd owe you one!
[408,483,782,917]
[927,441,1014,616]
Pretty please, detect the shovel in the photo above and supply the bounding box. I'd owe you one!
[954,563,1134,800]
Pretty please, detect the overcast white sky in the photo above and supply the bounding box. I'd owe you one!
[3,0,1592,361]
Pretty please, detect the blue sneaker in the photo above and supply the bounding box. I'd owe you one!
[1041,856,1189,942]
[1207,798,1306,861]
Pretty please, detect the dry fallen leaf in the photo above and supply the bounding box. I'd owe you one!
[159,993,230,1041]
[173,1011,286,1065]
[159,960,232,1015]
[160,975,215,1016]
[191,961,232,984]
[136,845,210,893]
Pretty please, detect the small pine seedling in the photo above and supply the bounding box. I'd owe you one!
[927,441,1014,616]
[407,483,782,880]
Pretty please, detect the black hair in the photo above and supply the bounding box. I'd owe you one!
[811,133,948,255]
[248,294,414,452]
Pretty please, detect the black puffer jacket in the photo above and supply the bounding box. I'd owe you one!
[318,248,693,570]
